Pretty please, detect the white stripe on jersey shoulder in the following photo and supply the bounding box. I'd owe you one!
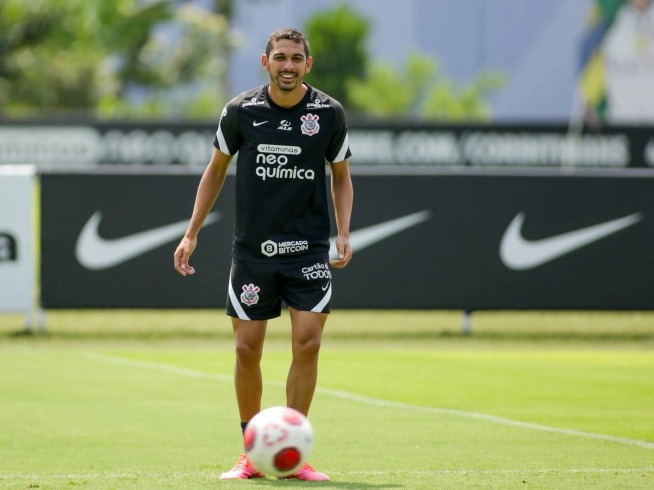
[311,283,331,313]
[332,133,350,163]
[228,273,251,320]
[215,121,233,156]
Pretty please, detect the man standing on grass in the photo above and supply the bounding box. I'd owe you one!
[173,27,353,481]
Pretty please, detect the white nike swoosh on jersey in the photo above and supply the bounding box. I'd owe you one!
[253,121,268,126]
[329,210,431,260]
[499,212,642,270]
[76,211,221,270]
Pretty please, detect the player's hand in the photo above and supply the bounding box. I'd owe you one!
[174,236,197,276]
[330,236,352,269]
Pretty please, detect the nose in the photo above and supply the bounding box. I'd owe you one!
[280,58,295,71]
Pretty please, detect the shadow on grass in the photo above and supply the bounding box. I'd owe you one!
[248,479,403,488]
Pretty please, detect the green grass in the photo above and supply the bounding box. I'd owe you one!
[0,310,653,489]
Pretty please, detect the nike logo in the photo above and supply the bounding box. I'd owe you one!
[329,210,431,260]
[322,281,331,291]
[252,121,268,127]
[500,212,642,270]
[76,211,221,270]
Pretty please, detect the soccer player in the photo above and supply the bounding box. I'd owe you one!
[173,27,353,481]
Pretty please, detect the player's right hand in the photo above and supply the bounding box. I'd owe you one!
[174,237,197,276]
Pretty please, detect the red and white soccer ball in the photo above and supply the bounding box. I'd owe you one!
[244,406,314,477]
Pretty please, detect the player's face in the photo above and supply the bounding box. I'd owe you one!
[263,39,312,92]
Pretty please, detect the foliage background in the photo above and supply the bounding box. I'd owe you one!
[0,1,503,121]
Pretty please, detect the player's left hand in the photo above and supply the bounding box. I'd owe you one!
[330,236,352,269]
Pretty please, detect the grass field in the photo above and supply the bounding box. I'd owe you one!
[0,309,653,489]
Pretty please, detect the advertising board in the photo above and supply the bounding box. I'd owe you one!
[0,166,36,319]
[40,169,654,310]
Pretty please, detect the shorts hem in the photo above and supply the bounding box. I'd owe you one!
[226,310,282,321]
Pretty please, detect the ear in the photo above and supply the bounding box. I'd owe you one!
[305,56,313,73]
[261,53,269,71]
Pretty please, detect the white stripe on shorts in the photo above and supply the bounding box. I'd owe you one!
[311,283,332,313]
[228,273,251,320]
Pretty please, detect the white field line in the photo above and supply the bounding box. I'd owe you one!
[2,467,653,481]
[318,386,654,450]
[84,353,654,451]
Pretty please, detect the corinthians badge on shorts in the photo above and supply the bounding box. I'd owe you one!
[300,113,320,136]
[240,283,260,306]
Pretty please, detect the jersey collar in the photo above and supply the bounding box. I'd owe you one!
[265,83,313,112]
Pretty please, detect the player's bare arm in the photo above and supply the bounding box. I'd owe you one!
[330,159,353,269]
[174,148,232,276]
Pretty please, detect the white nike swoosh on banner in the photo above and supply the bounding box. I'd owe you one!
[499,212,642,270]
[329,210,431,260]
[253,121,268,126]
[76,211,221,270]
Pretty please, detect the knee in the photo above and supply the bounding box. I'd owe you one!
[293,335,322,363]
[234,340,263,365]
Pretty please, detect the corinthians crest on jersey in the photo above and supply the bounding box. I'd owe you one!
[300,113,320,136]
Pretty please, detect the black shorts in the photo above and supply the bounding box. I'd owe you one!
[226,256,332,320]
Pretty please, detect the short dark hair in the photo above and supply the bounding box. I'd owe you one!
[265,28,310,58]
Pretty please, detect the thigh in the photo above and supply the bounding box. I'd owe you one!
[280,257,332,314]
[289,307,327,343]
[227,259,282,320]
[232,316,268,354]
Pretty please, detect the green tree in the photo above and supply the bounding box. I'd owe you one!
[0,0,234,119]
[423,71,505,121]
[347,52,504,121]
[99,3,233,119]
[303,3,369,109]
[0,0,169,116]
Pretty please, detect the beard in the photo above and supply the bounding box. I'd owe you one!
[271,71,302,91]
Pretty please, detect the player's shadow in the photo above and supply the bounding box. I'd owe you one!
[250,479,403,488]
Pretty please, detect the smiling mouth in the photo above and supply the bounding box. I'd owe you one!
[279,72,297,81]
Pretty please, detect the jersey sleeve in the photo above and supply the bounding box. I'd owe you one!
[326,101,352,163]
[213,96,243,155]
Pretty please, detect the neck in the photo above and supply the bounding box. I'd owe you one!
[268,82,307,108]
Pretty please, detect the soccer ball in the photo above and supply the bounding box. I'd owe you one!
[244,406,314,477]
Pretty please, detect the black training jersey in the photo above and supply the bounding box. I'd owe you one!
[213,83,351,262]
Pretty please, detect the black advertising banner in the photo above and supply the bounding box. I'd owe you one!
[41,170,654,310]
[41,172,235,308]
[334,170,654,310]
[3,121,654,168]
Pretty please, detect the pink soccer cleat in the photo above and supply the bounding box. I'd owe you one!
[219,454,265,480]
[283,462,330,481]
